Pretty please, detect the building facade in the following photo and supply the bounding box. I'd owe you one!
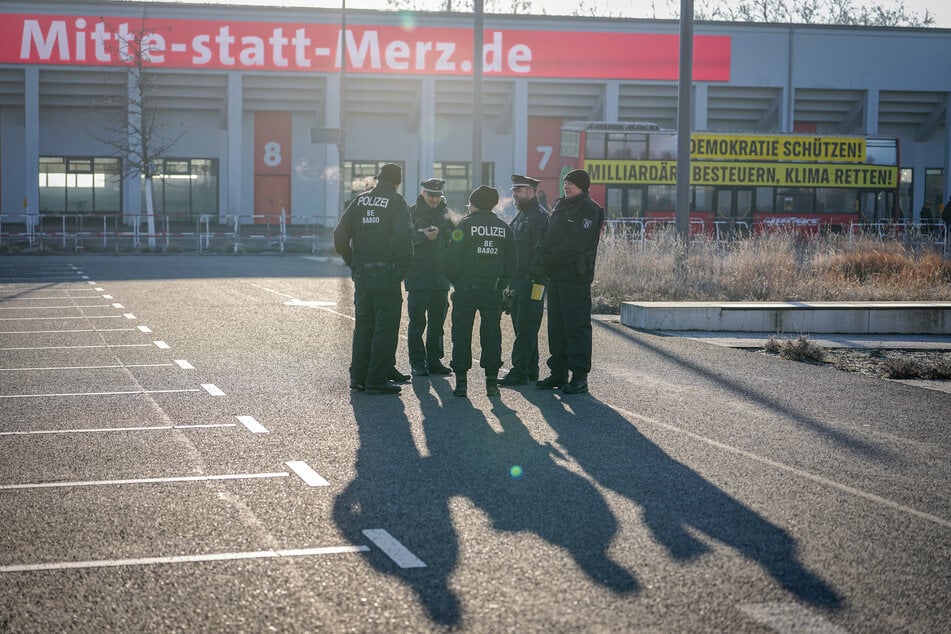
[1,0,949,227]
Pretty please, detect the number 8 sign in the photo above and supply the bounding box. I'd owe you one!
[262,141,282,167]
[254,112,292,175]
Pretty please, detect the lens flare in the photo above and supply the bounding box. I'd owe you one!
[451,228,464,242]
[398,11,417,32]
[509,465,524,479]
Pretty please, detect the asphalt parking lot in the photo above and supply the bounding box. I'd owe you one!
[0,254,948,632]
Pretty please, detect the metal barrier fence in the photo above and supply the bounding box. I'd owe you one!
[605,218,707,234]
[0,212,336,254]
[3,212,947,255]
[604,218,646,247]
[848,221,948,253]
[605,218,725,248]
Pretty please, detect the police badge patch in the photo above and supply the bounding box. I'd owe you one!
[582,218,593,229]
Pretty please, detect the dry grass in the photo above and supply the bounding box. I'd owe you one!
[765,335,826,363]
[592,229,951,313]
[882,355,951,380]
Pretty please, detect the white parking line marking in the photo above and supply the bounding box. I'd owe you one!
[202,384,225,396]
[98,289,106,293]
[250,284,353,319]
[237,416,269,434]
[362,529,426,568]
[0,545,370,574]
[286,461,329,486]
[739,603,847,633]
[0,471,290,491]
[175,359,194,369]
[112,303,124,308]
[284,299,337,308]
[0,388,202,399]
[87,281,95,285]
[81,275,89,280]
[123,313,136,319]
[0,296,104,302]
[0,305,114,310]
[0,363,176,372]
[0,424,236,437]
[6,275,80,280]
[0,315,124,321]
[0,344,153,351]
[137,326,152,333]
[154,341,170,349]
[0,328,137,334]
[0,287,76,292]
[611,404,951,530]
[249,284,297,300]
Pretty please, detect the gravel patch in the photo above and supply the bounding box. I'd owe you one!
[765,348,951,381]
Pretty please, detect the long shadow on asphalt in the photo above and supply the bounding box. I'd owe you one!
[332,375,841,627]
[522,388,843,612]
[595,320,894,463]
[333,378,636,626]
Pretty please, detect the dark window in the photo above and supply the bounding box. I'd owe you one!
[607,133,646,159]
[433,162,495,214]
[38,156,122,214]
[560,130,580,159]
[924,167,944,210]
[344,160,405,204]
[147,158,219,217]
[776,188,815,214]
[584,132,606,160]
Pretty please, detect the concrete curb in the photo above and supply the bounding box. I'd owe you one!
[621,301,951,335]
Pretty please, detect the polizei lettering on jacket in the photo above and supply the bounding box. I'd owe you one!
[358,195,390,207]
[470,225,506,237]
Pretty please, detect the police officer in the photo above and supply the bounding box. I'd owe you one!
[533,169,604,395]
[499,174,549,387]
[333,163,413,395]
[405,178,456,377]
[445,185,516,397]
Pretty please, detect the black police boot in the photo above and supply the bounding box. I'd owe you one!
[486,371,500,396]
[535,374,569,390]
[428,360,453,375]
[411,363,429,377]
[562,372,588,394]
[365,383,401,395]
[498,369,527,387]
[386,368,411,383]
[452,373,468,397]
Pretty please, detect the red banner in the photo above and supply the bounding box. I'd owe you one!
[2,13,730,80]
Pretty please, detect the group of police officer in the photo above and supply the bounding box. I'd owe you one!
[333,163,604,398]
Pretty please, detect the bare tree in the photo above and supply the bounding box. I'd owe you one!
[88,12,186,249]
[386,0,935,25]
[385,0,592,14]
[694,0,935,26]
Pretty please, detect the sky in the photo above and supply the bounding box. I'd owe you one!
[160,0,950,28]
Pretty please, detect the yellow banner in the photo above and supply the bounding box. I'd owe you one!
[690,133,866,163]
[584,160,898,188]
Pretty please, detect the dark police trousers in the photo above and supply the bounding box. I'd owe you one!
[450,286,503,373]
[508,277,544,377]
[545,280,593,378]
[350,266,402,387]
[407,289,449,367]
